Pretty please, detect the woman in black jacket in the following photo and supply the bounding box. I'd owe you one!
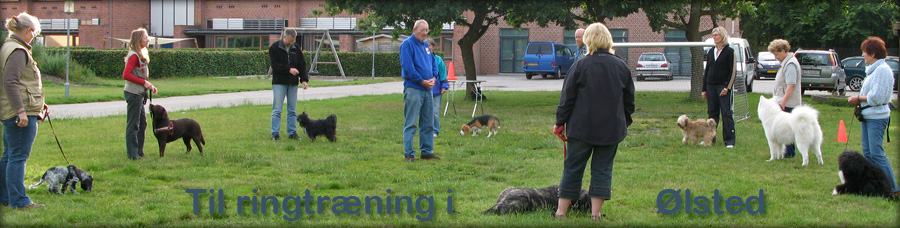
[702,27,736,148]
[553,22,635,220]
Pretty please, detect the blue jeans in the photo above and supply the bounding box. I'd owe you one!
[783,107,796,157]
[0,116,38,208]
[403,87,434,156]
[433,95,443,135]
[272,84,298,136]
[559,138,617,200]
[861,118,899,192]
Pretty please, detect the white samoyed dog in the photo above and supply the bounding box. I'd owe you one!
[757,96,824,166]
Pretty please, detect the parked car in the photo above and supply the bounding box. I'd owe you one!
[635,52,673,81]
[794,49,846,95]
[842,56,899,91]
[756,51,780,79]
[703,37,756,92]
[523,42,575,79]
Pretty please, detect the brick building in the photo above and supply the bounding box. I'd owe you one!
[1,0,739,76]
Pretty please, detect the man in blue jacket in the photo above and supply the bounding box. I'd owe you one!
[400,19,440,162]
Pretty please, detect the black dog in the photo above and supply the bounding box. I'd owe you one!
[149,104,206,157]
[483,185,591,215]
[833,151,895,198]
[297,112,337,142]
[28,165,93,194]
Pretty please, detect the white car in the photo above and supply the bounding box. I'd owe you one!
[636,52,673,81]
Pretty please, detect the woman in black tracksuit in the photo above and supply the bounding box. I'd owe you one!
[702,27,736,148]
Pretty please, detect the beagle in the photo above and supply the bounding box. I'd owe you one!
[460,115,501,137]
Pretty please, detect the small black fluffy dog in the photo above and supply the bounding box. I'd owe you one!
[833,150,895,198]
[149,104,206,157]
[483,185,591,215]
[28,165,93,194]
[297,112,337,142]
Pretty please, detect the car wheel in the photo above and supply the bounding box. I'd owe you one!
[848,76,863,91]
[838,88,846,96]
[637,76,644,81]
[555,68,562,79]
[541,74,548,79]
[526,73,533,80]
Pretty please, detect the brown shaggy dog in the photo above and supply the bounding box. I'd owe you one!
[676,115,717,146]
[149,104,206,157]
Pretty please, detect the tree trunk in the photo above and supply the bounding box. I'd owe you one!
[685,10,704,100]
[457,4,489,101]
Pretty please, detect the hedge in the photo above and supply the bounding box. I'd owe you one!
[55,49,441,78]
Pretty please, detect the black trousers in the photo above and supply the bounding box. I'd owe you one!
[559,138,618,200]
[705,85,735,145]
[125,91,146,159]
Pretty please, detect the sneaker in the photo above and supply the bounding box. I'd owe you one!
[726,145,734,149]
[433,133,438,137]
[272,134,280,141]
[591,214,606,221]
[551,212,566,220]
[421,154,441,160]
[405,155,415,162]
[288,133,301,140]
[14,202,44,210]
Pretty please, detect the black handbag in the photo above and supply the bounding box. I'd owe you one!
[854,105,870,122]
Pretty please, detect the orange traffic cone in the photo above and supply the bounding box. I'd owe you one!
[447,61,457,81]
[837,120,848,143]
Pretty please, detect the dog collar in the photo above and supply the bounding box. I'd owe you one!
[154,121,174,135]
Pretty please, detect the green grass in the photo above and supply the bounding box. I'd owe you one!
[41,77,400,104]
[1,91,897,227]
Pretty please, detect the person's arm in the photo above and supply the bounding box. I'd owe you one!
[623,65,636,127]
[723,48,736,92]
[781,64,798,109]
[436,56,448,82]
[556,61,581,127]
[269,42,291,76]
[122,55,147,85]
[399,41,424,85]
[4,50,27,112]
[295,43,309,83]
[702,49,712,98]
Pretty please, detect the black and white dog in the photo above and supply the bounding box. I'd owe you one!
[483,185,591,215]
[297,112,337,142]
[28,165,93,195]
[833,151,895,198]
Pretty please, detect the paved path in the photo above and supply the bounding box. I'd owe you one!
[50,74,893,119]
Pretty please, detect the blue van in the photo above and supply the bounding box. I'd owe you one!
[523,42,575,79]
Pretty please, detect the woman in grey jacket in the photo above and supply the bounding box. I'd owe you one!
[553,22,635,220]
[847,36,898,196]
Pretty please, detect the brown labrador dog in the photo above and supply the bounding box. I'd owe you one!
[149,104,206,157]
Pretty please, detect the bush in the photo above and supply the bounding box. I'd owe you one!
[30,43,105,85]
[62,49,442,78]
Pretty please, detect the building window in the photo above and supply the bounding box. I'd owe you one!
[610,29,628,61]
[499,29,528,73]
[563,29,575,46]
[441,36,453,62]
[665,29,690,76]
[313,35,340,52]
[214,35,270,50]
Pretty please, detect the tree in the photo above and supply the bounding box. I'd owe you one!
[742,0,900,54]
[324,0,580,99]
[642,0,753,99]
[572,0,644,24]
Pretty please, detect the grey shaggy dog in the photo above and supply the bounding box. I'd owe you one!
[483,185,591,214]
[28,165,93,195]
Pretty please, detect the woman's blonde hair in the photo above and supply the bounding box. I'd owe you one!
[128,28,150,63]
[712,27,729,46]
[583,22,614,56]
[767,39,790,53]
[5,12,41,38]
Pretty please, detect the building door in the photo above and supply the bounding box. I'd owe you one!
[500,29,528,73]
[664,29,691,76]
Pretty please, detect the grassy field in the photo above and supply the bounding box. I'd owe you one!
[41,77,399,104]
[1,91,897,227]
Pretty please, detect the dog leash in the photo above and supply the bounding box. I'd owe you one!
[43,109,72,166]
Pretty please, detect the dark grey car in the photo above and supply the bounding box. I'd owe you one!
[795,50,846,96]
